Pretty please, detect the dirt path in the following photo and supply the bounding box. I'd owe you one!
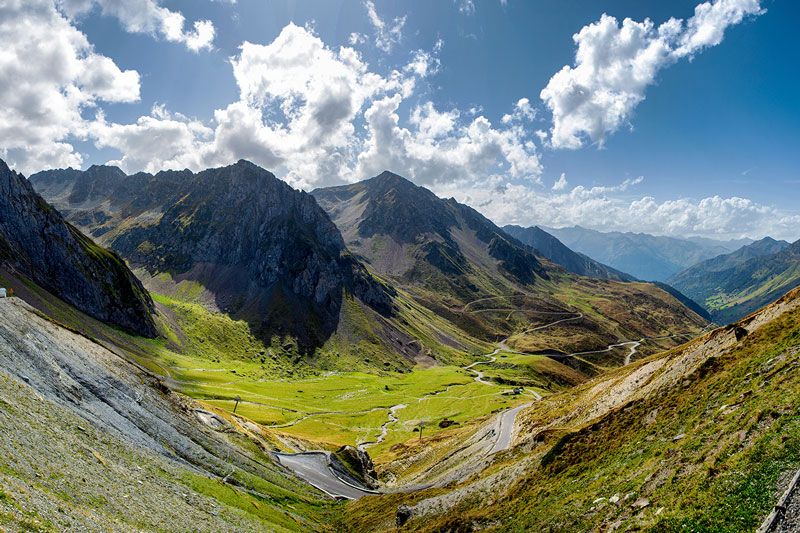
[522,312,583,333]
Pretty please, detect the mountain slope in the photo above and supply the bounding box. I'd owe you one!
[543,225,751,281]
[312,172,547,300]
[651,281,712,322]
[345,285,800,532]
[503,224,635,281]
[0,295,333,531]
[669,237,800,324]
[32,161,395,352]
[313,172,707,358]
[0,158,156,337]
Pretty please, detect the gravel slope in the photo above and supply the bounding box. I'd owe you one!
[0,298,328,531]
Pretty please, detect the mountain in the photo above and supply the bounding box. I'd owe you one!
[0,158,156,336]
[542,226,751,281]
[313,172,707,356]
[0,281,332,531]
[31,160,395,352]
[503,225,635,281]
[312,171,548,300]
[345,285,800,532]
[669,237,800,324]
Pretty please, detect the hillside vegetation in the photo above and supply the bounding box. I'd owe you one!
[670,237,800,324]
[345,287,800,532]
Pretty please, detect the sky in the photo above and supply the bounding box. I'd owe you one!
[1,0,798,241]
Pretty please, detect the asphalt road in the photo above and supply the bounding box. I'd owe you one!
[489,402,533,454]
[274,452,373,500]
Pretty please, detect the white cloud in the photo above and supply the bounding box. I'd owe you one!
[432,176,800,241]
[86,23,540,192]
[349,32,367,46]
[541,0,763,149]
[363,0,405,53]
[457,0,475,16]
[502,97,535,124]
[0,0,140,173]
[57,0,216,51]
[355,96,541,187]
[552,173,568,191]
[90,105,212,173]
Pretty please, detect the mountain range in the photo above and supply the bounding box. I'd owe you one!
[32,164,707,370]
[502,225,634,281]
[32,161,396,352]
[669,236,800,323]
[312,171,708,366]
[0,157,796,531]
[540,225,752,281]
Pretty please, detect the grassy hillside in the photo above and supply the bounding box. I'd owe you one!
[0,295,338,532]
[313,173,708,362]
[344,287,800,531]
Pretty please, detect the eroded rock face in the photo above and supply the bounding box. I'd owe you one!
[332,445,379,489]
[0,159,156,337]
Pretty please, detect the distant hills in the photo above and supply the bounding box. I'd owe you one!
[502,225,634,281]
[30,163,708,367]
[541,225,751,281]
[0,158,156,336]
[669,236,800,323]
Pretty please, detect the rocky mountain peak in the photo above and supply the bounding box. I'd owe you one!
[31,161,395,351]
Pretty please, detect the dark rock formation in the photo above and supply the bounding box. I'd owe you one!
[331,445,379,489]
[32,160,395,350]
[0,159,156,337]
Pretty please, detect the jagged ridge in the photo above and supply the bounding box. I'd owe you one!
[0,159,156,337]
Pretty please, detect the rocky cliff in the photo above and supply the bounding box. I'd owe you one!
[0,158,156,337]
[32,160,395,350]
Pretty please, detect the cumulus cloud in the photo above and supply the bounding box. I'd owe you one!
[541,0,763,149]
[57,0,216,51]
[87,22,540,191]
[0,0,140,173]
[356,97,541,186]
[552,173,568,191]
[431,176,799,241]
[90,105,212,173]
[363,0,405,53]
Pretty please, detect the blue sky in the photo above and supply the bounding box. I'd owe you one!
[1,0,798,240]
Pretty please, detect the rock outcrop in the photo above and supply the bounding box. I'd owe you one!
[0,159,156,337]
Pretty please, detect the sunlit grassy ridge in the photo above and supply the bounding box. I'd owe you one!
[344,289,800,532]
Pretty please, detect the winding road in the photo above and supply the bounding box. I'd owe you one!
[271,301,696,500]
[274,452,375,500]
[489,402,533,454]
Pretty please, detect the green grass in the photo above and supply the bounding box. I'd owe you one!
[345,294,800,531]
[172,359,523,457]
[481,352,586,390]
